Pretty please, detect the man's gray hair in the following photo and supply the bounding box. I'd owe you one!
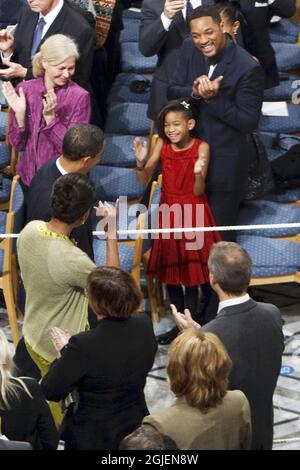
[208,242,252,295]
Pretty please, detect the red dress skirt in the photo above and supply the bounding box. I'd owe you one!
[148,139,222,286]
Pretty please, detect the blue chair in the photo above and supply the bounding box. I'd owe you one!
[0,141,10,168]
[258,131,300,161]
[105,102,151,135]
[100,134,149,168]
[0,176,24,345]
[93,211,146,287]
[272,42,300,71]
[259,104,300,133]
[0,175,12,210]
[90,165,145,201]
[0,111,8,140]
[120,21,139,42]
[263,76,298,101]
[107,73,152,105]
[269,20,300,44]
[263,188,300,203]
[121,42,157,73]
[237,200,300,238]
[237,234,300,283]
[122,9,142,21]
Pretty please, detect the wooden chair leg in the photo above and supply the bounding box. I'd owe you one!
[146,274,159,322]
[3,275,20,346]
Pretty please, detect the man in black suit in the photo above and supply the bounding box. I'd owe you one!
[26,123,104,260]
[172,241,284,450]
[0,0,95,89]
[139,0,215,121]
[235,0,296,89]
[168,5,264,239]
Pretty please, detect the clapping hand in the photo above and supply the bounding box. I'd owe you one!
[194,153,207,175]
[133,137,148,169]
[51,327,71,355]
[94,199,119,238]
[0,28,14,54]
[2,81,26,114]
[42,89,57,124]
[170,304,201,331]
[193,75,223,100]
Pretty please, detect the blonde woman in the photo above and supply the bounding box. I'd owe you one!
[143,330,252,450]
[0,329,58,449]
[2,34,91,186]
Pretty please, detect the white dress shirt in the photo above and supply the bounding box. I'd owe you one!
[217,293,250,314]
[56,157,68,175]
[161,0,203,31]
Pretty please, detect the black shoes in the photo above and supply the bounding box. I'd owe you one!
[157,327,179,345]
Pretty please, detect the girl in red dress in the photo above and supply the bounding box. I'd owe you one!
[134,100,221,342]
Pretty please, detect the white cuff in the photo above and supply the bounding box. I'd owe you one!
[161,12,173,31]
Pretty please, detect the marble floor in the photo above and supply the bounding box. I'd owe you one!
[1,282,300,450]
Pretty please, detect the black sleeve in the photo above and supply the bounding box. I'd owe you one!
[139,0,170,57]
[167,40,195,100]
[41,336,89,402]
[270,0,296,18]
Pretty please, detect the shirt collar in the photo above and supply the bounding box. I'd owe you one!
[56,157,68,175]
[218,294,250,314]
[39,0,64,25]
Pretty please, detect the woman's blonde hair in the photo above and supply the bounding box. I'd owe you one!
[32,34,79,77]
[0,329,32,410]
[167,330,232,413]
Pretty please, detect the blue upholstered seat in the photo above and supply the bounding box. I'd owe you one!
[263,188,300,203]
[0,112,8,140]
[263,76,297,101]
[0,141,11,168]
[122,9,142,21]
[100,134,148,168]
[237,200,300,237]
[105,102,150,135]
[93,239,135,272]
[269,20,300,44]
[121,42,157,73]
[0,176,12,203]
[107,73,152,104]
[120,21,139,42]
[258,131,300,161]
[236,235,300,277]
[90,165,144,201]
[259,104,300,133]
[272,42,300,71]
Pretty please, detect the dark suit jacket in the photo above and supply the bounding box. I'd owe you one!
[0,439,32,450]
[139,0,215,119]
[238,0,296,88]
[42,314,157,450]
[202,299,284,450]
[7,0,95,90]
[0,377,58,450]
[168,37,264,193]
[27,157,94,260]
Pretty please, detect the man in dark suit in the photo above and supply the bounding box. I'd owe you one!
[232,0,296,89]
[167,5,264,239]
[139,0,215,121]
[172,241,284,450]
[0,0,95,89]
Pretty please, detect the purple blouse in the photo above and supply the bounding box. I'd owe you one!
[8,77,91,186]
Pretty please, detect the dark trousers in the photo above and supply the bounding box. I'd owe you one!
[206,190,244,242]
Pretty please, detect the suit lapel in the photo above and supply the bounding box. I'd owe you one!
[210,38,236,81]
[42,2,67,42]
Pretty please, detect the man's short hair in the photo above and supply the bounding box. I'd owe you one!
[208,241,252,295]
[62,124,105,161]
[190,5,222,25]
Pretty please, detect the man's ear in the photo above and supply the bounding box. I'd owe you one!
[188,118,196,131]
[81,156,92,167]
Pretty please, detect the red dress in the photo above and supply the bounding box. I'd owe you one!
[148,139,222,286]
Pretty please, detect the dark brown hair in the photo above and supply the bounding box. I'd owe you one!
[87,267,142,319]
[156,99,196,141]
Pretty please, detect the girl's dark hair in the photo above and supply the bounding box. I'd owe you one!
[156,99,196,141]
[87,267,142,319]
[50,173,95,224]
[216,1,240,23]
